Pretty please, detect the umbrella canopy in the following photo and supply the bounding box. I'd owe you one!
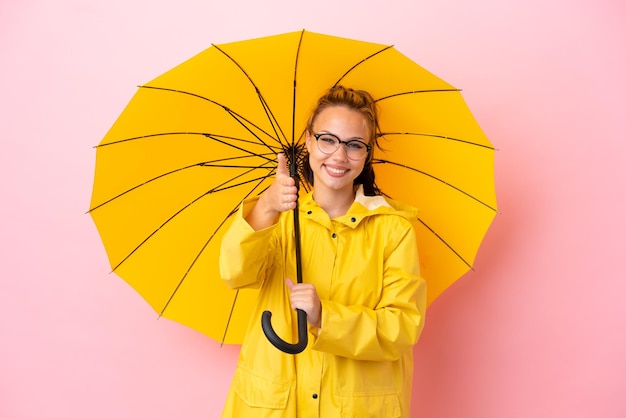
[89,30,497,345]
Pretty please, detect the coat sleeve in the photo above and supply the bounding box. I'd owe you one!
[312,220,427,361]
[219,198,278,290]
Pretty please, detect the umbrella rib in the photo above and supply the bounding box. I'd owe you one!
[108,154,278,272]
[291,30,305,148]
[90,154,276,214]
[333,44,396,86]
[89,163,273,213]
[88,162,200,213]
[373,159,497,212]
[138,85,282,150]
[210,44,290,148]
[379,132,496,150]
[227,105,286,151]
[376,89,461,102]
[330,45,460,98]
[417,218,473,270]
[156,175,275,339]
[221,289,241,346]
[89,137,278,213]
[95,131,280,151]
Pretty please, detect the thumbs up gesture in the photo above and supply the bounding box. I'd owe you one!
[270,153,299,212]
[244,153,298,230]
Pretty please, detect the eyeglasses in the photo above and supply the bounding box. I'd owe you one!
[313,133,372,160]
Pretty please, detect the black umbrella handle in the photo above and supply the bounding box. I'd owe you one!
[261,308,308,354]
[261,150,308,354]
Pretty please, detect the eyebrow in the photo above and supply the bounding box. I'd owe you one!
[319,131,367,142]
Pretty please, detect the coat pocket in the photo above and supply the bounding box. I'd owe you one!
[233,367,292,410]
[339,393,402,418]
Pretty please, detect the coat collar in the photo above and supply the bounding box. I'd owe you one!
[300,186,418,228]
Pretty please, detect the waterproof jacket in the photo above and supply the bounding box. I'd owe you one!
[219,188,427,418]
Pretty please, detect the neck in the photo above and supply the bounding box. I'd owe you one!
[313,186,356,219]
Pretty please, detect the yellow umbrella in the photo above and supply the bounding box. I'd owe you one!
[89,30,497,345]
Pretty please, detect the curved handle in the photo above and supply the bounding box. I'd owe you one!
[261,308,308,354]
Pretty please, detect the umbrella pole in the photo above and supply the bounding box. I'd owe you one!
[261,155,308,354]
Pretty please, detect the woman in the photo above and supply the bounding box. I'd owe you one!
[219,86,426,417]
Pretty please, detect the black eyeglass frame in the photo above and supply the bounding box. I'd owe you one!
[312,133,372,159]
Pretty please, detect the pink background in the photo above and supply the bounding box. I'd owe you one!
[1,0,624,417]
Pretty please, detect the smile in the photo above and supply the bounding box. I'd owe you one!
[325,165,348,175]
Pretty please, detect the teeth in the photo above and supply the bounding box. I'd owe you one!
[326,166,347,174]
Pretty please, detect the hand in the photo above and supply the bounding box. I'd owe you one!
[245,153,298,230]
[286,278,322,328]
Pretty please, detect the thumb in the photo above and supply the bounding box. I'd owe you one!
[285,278,295,291]
[276,153,290,177]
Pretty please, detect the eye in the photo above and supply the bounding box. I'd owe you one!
[319,135,338,145]
[346,141,366,150]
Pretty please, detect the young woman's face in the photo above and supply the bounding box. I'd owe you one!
[305,106,370,195]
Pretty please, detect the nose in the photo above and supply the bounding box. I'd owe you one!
[331,143,349,160]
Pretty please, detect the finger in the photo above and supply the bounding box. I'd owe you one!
[285,278,294,291]
[276,153,290,177]
[289,284,316,303]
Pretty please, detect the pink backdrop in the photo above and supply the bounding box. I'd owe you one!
[1,0,624,417]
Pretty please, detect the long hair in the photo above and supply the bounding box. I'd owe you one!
[302,85,381,196]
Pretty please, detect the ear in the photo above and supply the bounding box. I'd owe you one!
[305,131,313,152]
